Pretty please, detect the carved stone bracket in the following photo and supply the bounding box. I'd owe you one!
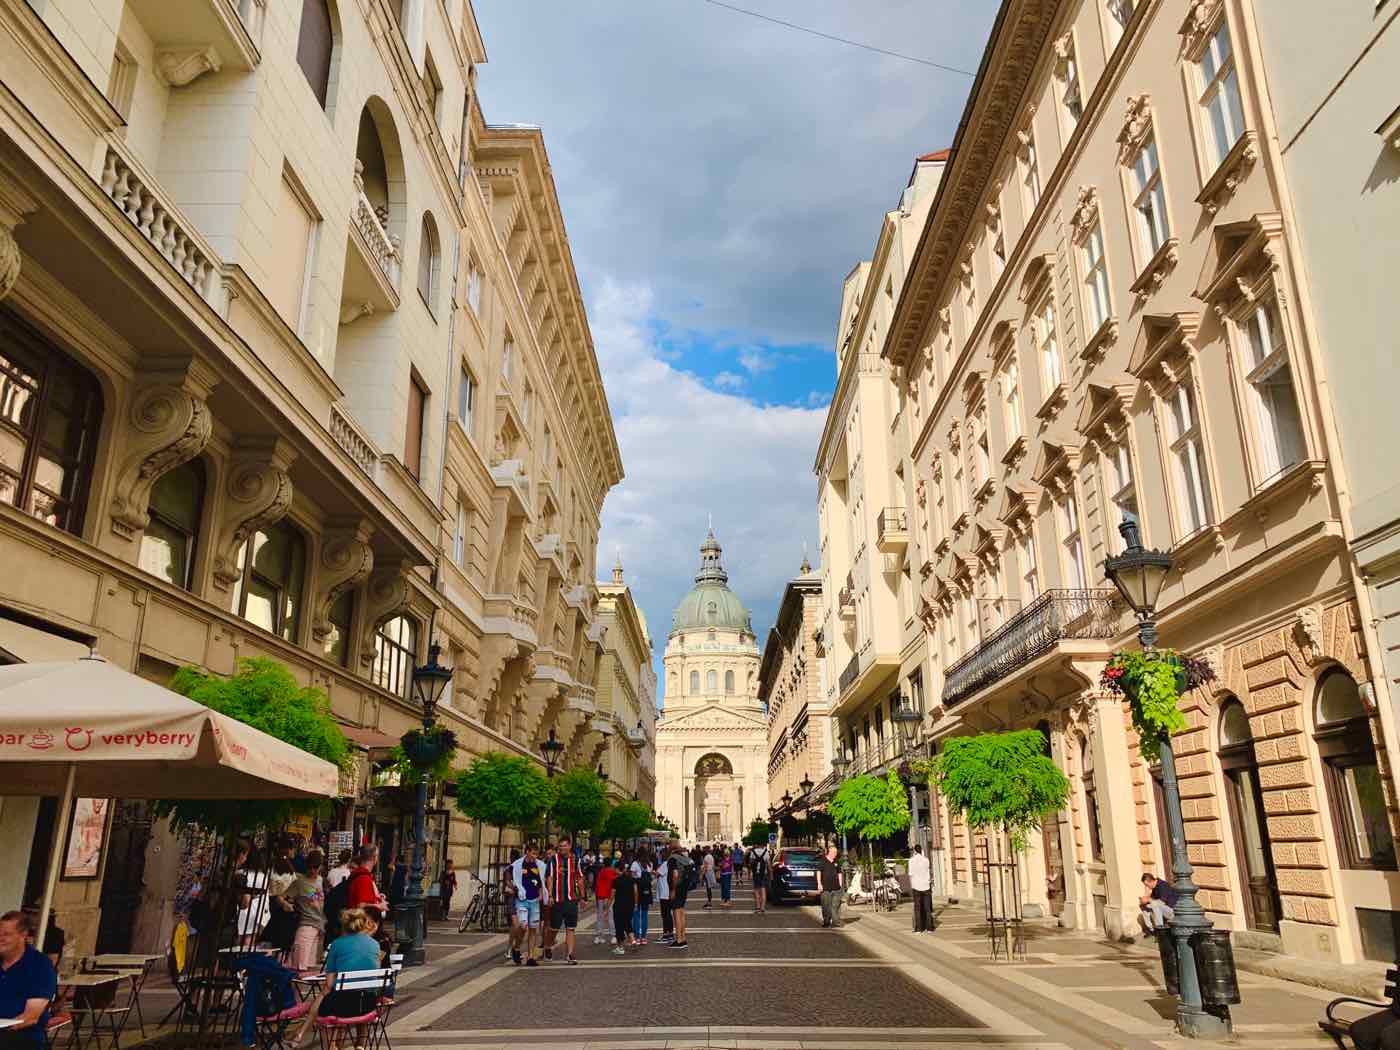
[312,520,375,642]
[109,357,219,539]
[1196,131,1259,215]
[1179,0,1225,57]
[358,564,412,669]
[1069,185,1100,243]
[1116,94,1155,165]
[0,180,39,303]
[211,438,297,591]
[156,46,223,87]
[1294,604,1325,667]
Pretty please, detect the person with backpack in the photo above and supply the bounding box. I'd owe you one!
[750,843,771,914]
[666,838,693,950]
[654,848,674,943]
[610,857,637,955]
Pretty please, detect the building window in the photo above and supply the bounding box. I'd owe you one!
[1130,136,1169,259]
[372,614,418,699]
[452,499,468,568]
[1106,0,1137,45]
[1104,442,1138,546]
[990,230,1006,279]
[1081,736,1104,862]
[522,381,533,426]
[321,590,353,666]
[1240,298,1306,482]
[972,404,991,486]
[1196,20,1245,169]
[107,41,137,119]
[1061,42,1084,126]
[404,372,427,481]
[908,669,924,714]
[690,670,700,694]
[1033,294,1063,392]
[706,669,717,693]
[417,213,440,316]
[230,520,306,642]
[1001,360,1023,442]
[1166,380,1213,535]
[295,0,335,109]
[457,365,476,434]
[1059,494,1087,589]
[1315,669,1396,870]
[1017,530,1040,602]
[501,336,514,387]
[423,50,443,128]
[139,459,205,589]
[707,601,717,624]
[725,670,735,694]
[466,258,483,315]
[0,319,103,537]
[1082,223,1111,331]
[271,169,318,334]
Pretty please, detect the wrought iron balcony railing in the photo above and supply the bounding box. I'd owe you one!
[838,652,861,695]
[941,588,1118,707]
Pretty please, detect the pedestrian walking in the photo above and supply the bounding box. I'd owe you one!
[508,843,550,967]
[655,847,674,942]
[593,853,618,944]
[665,838,692,950]
[631,846,653,944]
[719,848,733,905]
[750,843,770,914]
[818,845,844,928]
[439,858,458,918]
[235,846,272,947]
[325,850,353,890]
[909,845,936,933]
[286,850,326,971]
[611,858,637,955]
[544,836,583,965]
[731,844,745,887]
[701,846,718,909]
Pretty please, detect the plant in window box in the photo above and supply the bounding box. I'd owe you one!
[1100,649,1216,761]
[394,725,458,783]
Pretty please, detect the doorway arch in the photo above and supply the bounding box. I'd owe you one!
[1218,695,1281,932]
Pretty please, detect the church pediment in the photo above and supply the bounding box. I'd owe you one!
[657,703,767,733]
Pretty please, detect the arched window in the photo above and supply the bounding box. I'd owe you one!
[1315,669,1395,869]
[689,670,699,694]
[372,614,417,698]
[321,590,354,667]
[139,459,205,589]
[1218,695,1281,931]
[0,311,103,536]
[695,753,733,776]
[706,601,717,624]
[417,212,440,315]
[706,669,717,692]
[296,0,336,109]
[230,520,306,642]
[724,670,735,694]
[1080,736,1103,862]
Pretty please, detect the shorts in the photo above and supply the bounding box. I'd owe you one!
[549,899,579,929]
[752,876,768,888]
[515,897,541,928]
[671,890,688,910]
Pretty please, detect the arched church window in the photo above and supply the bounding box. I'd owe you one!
[695,753,733,776]
[707,601,717,624]
[689,670,700,693]
[706,669,717,692]
[725,670,735,694]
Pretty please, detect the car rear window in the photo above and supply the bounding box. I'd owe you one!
[781,850,822,864]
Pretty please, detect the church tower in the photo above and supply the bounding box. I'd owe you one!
[654,529,769,843]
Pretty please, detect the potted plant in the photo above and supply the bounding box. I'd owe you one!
[1100,650,1216,760]
[395,725,458,783]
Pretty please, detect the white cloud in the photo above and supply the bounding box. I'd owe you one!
[738,348,776,375]
[712,371,747,390]
[591,279,825,707]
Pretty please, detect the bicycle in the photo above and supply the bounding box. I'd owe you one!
[458,872,490,932]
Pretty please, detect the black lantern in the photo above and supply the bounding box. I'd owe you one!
[1103,518,1173,647]
[891,695,922,752]
[410,642,453,719]
[831,747,850,777]
[798,774,814,796]
[539,727,564,777]
[781,791,793,808]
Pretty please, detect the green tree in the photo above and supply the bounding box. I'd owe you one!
[931,730,1070,852]
[829,771,910,860]
[601,799,652,844]
[454,752,553,851]
[156,658,351,832]
[549,766,610,835]
[742,818,774,846]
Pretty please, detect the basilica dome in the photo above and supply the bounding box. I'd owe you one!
[669,530,753,636]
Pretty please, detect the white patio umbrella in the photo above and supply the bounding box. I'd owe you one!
[0,656,341,946]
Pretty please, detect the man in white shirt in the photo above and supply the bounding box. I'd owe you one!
[325,850,353,889]
[507,843,550,966]
[655,850,674,942]
[909,844,935,933]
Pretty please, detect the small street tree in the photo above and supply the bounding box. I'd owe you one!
[930,730,1070,853]
[829,771,910,864]
[454,752,553,852]
[602,799,652,845]
[550,765,610,836]
[742,817,774,847]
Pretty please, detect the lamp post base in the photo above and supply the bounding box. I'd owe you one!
[1177,1004,1231,1039]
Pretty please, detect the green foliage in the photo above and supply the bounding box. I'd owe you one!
[931,730,1070,853]
[601,800,653,842]
[453,752,553,832]
[157,658,351,832]
[829,771,910,841]
[390,726,458,785]
[742,818,774,846]
[549,766,611,834]
[1101,649,1214,760]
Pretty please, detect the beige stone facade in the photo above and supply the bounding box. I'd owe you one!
[0,0,620,959]
[595,560,657,807]
[828,0,1400,966]
[759,558,828,809]
[654,531,769,844]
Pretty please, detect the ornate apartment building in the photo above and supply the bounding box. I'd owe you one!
[0,0,620,957]
[759,555,828,812]
[595,558,658,807]
[868,0,1398,966]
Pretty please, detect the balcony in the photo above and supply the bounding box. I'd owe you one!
[126,0,262,73]
[345,161,402,311]
[838,653,861,695]
[876,507,909,554]
[941,588,1118,708]
[329,402,383,483]
[837,586,855,623]
[832,648,900,719]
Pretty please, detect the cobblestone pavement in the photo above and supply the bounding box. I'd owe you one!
[370,899,1342,1050]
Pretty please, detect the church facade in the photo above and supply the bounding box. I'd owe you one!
[654,531,770,844]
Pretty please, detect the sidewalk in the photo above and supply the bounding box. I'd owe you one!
[854,898,1340,1048]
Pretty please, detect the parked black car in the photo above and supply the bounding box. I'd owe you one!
[771,847,823,903]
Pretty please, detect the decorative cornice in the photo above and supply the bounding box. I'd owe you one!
[1129,236,1180,301]
[0,181,39,303]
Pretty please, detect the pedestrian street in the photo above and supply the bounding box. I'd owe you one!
[363,897,1345,1050]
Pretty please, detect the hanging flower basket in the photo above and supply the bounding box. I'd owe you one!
[1100,650,1216,761]
[394,727,458,783]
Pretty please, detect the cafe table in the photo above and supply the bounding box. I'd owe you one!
[86,955,161,1038]
[62,972,127,1050]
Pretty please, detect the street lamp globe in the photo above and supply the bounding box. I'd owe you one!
[1103,518,1173,644]
[410,642,453,719]
[781,791,793,808]
[538,727,564,777]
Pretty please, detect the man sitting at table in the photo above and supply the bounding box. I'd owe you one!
[0,911,57,1049]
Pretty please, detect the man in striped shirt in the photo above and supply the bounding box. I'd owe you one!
[543,836,584,965]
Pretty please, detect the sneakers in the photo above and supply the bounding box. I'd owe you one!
[525,958,538,967]
[659,933,675,943]
[543,948,553,960]
[637,937,647,945]
[667,940,689,949]
[511,948,521,966]
[612,946,626,956]
[567,955,578,965]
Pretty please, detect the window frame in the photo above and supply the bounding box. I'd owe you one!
[1314,669,1397,872]
[1017,527,1040,603]
[371,613,418,700]
[465,256,483,316]
[1055,32,1085,141]
[139,457,206,591]
[1163,378,1215,538]
[1181,7,1251,184]
[1128,134,1171,265]
[456,363,476,437]
[1232,296,1309,487]
[1079,221,1113,334]
[417,212,441,317]
[1031,290,1064,398]
[1100,439,1140,551]
[230,519,307,643]
[1058,491,1088,589]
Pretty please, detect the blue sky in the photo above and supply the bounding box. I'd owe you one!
[472,1,997,702]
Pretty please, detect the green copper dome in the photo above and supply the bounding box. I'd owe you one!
[670,530,753,636]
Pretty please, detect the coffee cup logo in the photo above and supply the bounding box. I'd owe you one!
[28,730,54,751]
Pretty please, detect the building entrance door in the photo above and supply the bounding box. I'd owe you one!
[1218,699,1281,934]
[705,812,720,841]
[95,800,154,954]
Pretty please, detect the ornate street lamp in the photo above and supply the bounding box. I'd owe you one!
[1104,517,1224,1039]
[539,728,565,777]
[781,790,793,810]
[401,642,453,966]
[798,774,814,797]
[830,747,851,856]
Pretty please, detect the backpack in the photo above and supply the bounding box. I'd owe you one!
[751,851,769,881]
[673,854,699,893]
[323,876,352,939]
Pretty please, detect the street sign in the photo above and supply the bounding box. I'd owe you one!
[768,832,778,847]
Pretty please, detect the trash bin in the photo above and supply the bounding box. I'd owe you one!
[1192,930,1241,1005]
[1156,928,1180,997]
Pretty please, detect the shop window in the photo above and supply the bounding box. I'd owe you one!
[1315,669,1396,870]
[0,313,103,537]
[138,459,205,589]
[372,614,418,699]
[230,520,307,642]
